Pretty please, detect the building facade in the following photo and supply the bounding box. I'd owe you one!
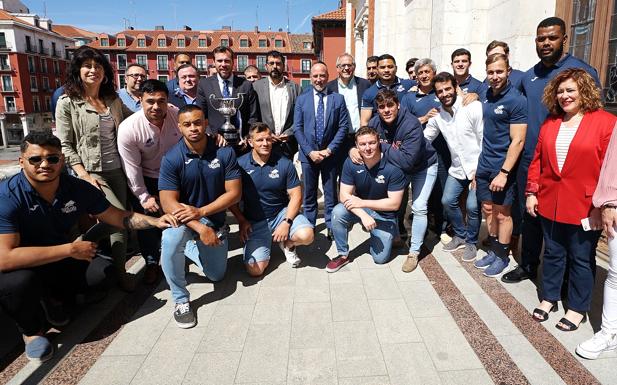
[312,7,346,81]
[0,2,73,146]
[83,28,317,90]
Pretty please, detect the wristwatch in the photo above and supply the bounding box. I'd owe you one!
[500,168,510,176]
[283,217,293,225]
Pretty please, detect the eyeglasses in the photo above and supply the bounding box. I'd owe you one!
[127,74,147,80]
[26,155,61,166]
[337,64,354,68]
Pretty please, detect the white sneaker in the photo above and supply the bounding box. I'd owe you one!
[279,242,301,267]
[576,330,617,359]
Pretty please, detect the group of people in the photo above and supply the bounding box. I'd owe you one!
[1,15,617,365]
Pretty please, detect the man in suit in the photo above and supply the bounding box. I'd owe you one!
[294,62,350,240]
[196,46,259,146]
[326,53,371,150]
[253,50,302,158]
[166,54,191,95]
[168,64,199,108]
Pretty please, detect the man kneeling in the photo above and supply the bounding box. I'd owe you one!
[326,127,406,272]
[231,123,314,276]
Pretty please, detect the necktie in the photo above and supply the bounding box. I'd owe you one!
[316,92,325,145]
[223,79,231,98]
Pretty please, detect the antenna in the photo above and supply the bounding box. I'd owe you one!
[286,0,290,32]
[43,1,47,17]
[256,4,259,29]
[122,18,130,30]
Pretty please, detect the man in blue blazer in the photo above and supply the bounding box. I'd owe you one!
[294,62,350,239]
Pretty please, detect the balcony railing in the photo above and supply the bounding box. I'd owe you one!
[39,47,49,56]
[4,106,18,113]
[25,45,37,54]
[51,50,60,58]
[0,64,10,71]
[0,43,12,51]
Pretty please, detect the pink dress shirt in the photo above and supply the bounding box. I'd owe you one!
[593,122,617,207]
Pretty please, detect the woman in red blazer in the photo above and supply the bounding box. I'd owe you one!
[526,68,616,331]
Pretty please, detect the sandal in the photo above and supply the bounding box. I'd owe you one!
[556,313,587,332]
[532,301,558,322]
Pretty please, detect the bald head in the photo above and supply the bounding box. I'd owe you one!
[310,62,328,91]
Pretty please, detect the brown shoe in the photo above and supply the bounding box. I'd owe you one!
[143,263,161,285]
[402,252,419,273]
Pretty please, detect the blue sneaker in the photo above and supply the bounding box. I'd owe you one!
[474,251,496,269]
[484,257,509,277]
[24,336,54,362]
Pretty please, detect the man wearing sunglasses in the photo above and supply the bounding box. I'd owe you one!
[0,133,178,362]
[118,63,148,112]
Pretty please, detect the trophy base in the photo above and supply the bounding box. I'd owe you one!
[219,130,240,147]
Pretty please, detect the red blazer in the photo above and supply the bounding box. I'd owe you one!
[526,109,616,225]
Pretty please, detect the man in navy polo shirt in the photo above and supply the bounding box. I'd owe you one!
[326,126,406,272]
[360,54,416,126]
[474,53,527,278]
[451,48,484,94]
[231,123,314,276]
[484,41,525,93]
[502,16,602,284]
[0,133,177,362]
[159,104,242,329]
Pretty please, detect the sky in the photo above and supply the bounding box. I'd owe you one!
[28,0,341,34]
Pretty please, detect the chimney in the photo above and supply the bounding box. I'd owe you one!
[155,25,164,30]
[183,25,192,31]
[254,25,259,33]
[278,28,283,32]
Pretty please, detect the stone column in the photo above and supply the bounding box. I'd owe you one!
[0,113,7,148]
[19,112,28,137]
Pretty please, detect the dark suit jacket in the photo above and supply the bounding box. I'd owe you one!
[196,75,259,138]
[167,89,195,109]
[293,88,350,164]
[325,76,371,113]
[253,77,302,157]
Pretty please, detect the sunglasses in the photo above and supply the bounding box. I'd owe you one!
[26,155,61,166]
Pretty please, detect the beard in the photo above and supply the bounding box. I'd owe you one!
[537,43,564,64]
[269,69,282,79]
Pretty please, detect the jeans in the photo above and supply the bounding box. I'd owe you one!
[540,216,601,312]
[331,204,398,264]
[427,136,451,234]
[409,162,438,253]
[441,175,480,245]
[160,217,228,304]
[602,229,617,333]
[129,176,161,265]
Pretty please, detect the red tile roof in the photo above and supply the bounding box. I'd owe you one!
[0,9,33,26]
[53,24,98,38]
[312,8,345,21]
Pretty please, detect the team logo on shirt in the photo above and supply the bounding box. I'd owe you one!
[434,97,439,103]
[396,85,405,92]
[356,169,365,174]
[209,159,221,169]
[61,200,77,214]
[246,170,255,175]
[494,105,505,115]
[531,76,539,82]
[29,204,39,212]
[269,169,280,179]
[375,175,385,184]
[184,158,193,165]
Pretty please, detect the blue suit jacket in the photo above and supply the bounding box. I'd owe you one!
[293,88,350,163]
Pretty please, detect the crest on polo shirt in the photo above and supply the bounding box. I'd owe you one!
[61,200,77,214]
[269,169,280,179]
[375,175,385,184]
[209,158,221,169]
[494,105,505,115]
[246,169,255,175]
[396,85,405,92]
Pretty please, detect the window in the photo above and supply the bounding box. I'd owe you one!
[221,38,229,47]
[198,38,207,47]
[117,38,126,47]
[38,39,45,54]
[137,38,146,47]
[158,75,168,82]
[274,39,283,48]
[256,56,266,71]
[301,79,311,90]
[258,39,267,48]
[27,56,36,73]
[118,74,126,89]
[25,36,32,52]
[33,97,40,112]
[136,54,148,69]
[100,38,109,47]
[117,54,127,70]
[104,54,111,63]
[301,59,311,73]
[42,77,49,91]
[157,55,168,70]
[44,96,51,111]
[605,1,617,107]
[30,75,37,91]
[0,54,9,70]
[240,38,249,48]
[195,55,207,71]
[158,38,166,47]
[53,60,60,75]
[177,38,185,47]
[40,58,47,73]
[51,42,57,56]
[568,0,597,63]
[2,75,12,91]
[5,96,16,112]
[237,55,248,71]
[303,41,311,49]
[0,32,6,49]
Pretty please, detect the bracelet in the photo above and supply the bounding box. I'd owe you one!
[283,217,293,225]
[500,168,510,175]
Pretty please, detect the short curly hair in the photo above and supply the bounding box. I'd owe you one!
[542,68,602,116]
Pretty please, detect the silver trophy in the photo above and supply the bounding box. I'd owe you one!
[209,93,244,146]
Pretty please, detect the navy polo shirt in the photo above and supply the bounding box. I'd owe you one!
[159,139,241,229]
[521,54,600,164]
[459,75,484,94]
[361,77,416,114]
[481,68,525,98]
[400,89,441,119]
[477,82,527,178]
[0,172,110,246]
[340,156,407,219]
[238,151,300,222]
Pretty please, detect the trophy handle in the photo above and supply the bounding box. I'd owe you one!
[208,94,218,109]
[236,93,244,109]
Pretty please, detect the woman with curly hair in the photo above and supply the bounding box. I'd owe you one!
[526,68,616,331]
[55,46,134,289]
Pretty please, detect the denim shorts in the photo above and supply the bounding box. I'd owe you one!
[244,208,313,263]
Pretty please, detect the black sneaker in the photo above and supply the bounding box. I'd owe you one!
[40,298,70,327]
[501,266,534,283]
[174,302,196,329]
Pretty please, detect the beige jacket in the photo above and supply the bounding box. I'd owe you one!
[55,94,133,172]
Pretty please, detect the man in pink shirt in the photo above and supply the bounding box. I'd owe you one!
[118,79,181,283]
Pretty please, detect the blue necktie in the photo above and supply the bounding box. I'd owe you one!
[316,92,325,145]
[223,79,231,98]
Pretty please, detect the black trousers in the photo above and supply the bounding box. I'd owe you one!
[128,176,162,265]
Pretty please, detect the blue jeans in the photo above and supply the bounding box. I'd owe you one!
[160,217,228,304]
[409,162,438,253]
[331,204,398,264]
[441,175,480,245]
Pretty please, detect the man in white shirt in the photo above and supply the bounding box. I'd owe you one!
[424,72,484,262]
